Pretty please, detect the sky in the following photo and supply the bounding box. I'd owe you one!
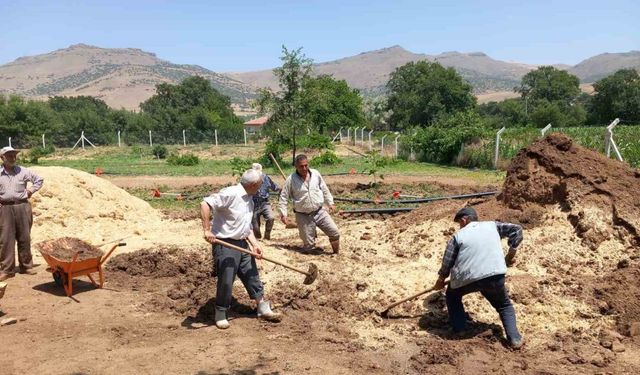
[0,0,638,72]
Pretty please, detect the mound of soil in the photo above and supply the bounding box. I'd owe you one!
[37,237,103,261]
[592,260,640,335]
[500,133,640,249]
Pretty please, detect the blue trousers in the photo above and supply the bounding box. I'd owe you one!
[446,274,522,342]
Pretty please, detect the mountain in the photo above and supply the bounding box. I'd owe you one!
[0,44,256,111]
[229,46,538,95]
[569,51,640,83]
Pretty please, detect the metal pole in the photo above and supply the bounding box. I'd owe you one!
[395,135,401,158]
[149,130,152,147]
[42,134,46,148]
[81,131,85,150]
[182,129,186,146]
[117,131,121,147]
[8,137,11,148]
[244,129,247,145]
[347,128,351,142]
[361,128,365,145]
[541,123,552,137]
[353,127,359,145]
[214,129,218,146]
[368,130,374,151]
[380,135,387,155]
[606,118,622,161]
[494,127,506,169]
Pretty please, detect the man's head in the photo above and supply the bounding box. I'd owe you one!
[453,207,478,228]
[252,163,263,172]
[240,168,263,195]
[294,154,309,178]
[0,147,19,167]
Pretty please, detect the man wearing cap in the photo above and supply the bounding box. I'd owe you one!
[250,163,280,240]
[432,207,524,349]
[0,147,44,282]
[278,154,340,254]
[200,168,281,329]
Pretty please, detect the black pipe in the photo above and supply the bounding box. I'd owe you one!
[333,191,497,204]
[340,207,416,214]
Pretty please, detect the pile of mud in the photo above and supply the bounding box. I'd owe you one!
[37,237,103,261]
[29,166,201,251]
[500,133,640,250]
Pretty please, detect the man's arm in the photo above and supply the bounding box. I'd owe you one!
[496,222,523,266]
[27,169,44,197]
[432,237,459,290]
[200,201,216,244]
[267,175,281,193]
[317,172,335,211]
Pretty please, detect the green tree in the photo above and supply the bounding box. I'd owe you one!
[589,69,640,124]
[256,46,313,165]
[386,61,476,129]
[517,66,580,103]
[300,75,366,134]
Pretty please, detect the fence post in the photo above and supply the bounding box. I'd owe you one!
[541,123,552,137]
[605,118,623,161]
[81,131,85,150]
[380,134,387,155]
[8,137,11,148]
[149,130,153,147]
[494,127,506,169]
[368,130,374,151]
[117,131,121,147]
[183,129,186,146]
[347,128,351,143]
[244,129,247,146]
[42,134,46,148]
[394,134,401,158]
[361,128,365,145]
[214,129,218,146]
[353,127,360,145]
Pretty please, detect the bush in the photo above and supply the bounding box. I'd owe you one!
[167,153,199,166]
[297,133,333,150]
[230,157,253,177]
[312,151,342,165]
[152,145,168,159]
[26,145,55,164]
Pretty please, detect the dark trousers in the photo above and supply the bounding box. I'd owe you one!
[0,202,34,276]
[213,239,264,310]
[252,200,275,239]
[446,274,522,342]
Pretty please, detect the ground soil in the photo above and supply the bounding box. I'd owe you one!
[2,135,640,374]
[36,237,104,261]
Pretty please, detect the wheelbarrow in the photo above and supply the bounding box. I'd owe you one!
[40,242,126,297]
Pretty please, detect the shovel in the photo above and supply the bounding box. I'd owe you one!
[214,239,318,285]
[379,283,447,318]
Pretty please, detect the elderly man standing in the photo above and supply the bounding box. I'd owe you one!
[0,147,44,282]
[200,168,281,329]
[432,207,524,349]
[278,154,340,254]
[250,163,280,240]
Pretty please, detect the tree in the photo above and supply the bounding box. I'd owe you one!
[517,66,580,103]
[589,69,640,124]
[386,61,476,129]
[300,75,366,134]
[256,46,313,165]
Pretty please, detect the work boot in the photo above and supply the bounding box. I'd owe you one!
[330,239,340,254]
[257,300,282,322]
[19,268,37,275]
[509,336,524,350]
[215,307,230,330]
[264,220,274,240]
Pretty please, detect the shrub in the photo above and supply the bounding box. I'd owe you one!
[230,157,253,177]
[167,153,199,166]
[152,145,168,159]
[26,145,56,164]
[312,151,342,165]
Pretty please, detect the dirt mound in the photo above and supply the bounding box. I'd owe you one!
[36,237,103,261]
[592,260,640,335]
[500,133,640,249]
[30,166,200,251]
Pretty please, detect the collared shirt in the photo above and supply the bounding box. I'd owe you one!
[278,168,334,217]
[254,174,280,202]
[203,184,254,240]
[438,221,523,278]
[0,165,44,202]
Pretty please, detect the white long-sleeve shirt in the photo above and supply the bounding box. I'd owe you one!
[203,184,253,240]
[278,168,334,217]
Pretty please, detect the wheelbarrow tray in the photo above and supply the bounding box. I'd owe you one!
[38,241,125,297]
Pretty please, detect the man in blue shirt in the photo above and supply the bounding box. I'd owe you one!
[432,207,524,349]
[251,163,280,240]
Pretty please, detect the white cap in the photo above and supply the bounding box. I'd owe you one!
[0,146,19,156]
[252,163,263,172]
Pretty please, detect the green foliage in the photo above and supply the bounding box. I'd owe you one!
[590,69,640,124]
[386,61,476,129]
[297,133,333,150]
[167,153,199,166]
[26,145,55,164]
[477,98,528,128]
[312,151,342,165]
[230,157,253,177]
[517,66,581,103]
[364,150,392,183]
[152,145,168,159]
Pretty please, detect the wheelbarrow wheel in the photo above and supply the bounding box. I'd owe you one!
[53,270,67,287]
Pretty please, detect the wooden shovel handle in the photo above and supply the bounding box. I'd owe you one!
[269,153,287,180]
[214,239,310,276]
[381,287,437,314]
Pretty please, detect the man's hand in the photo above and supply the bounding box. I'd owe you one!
[505,247,517,267]
[203,230,216,244]
[433,276,447,291]
[27,190,33,198]
[328,204,336,213]
[252,242,264,259]
[280,216,289,225]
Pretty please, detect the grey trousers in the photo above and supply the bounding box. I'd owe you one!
[252,200,276,238]
[213,238,264,310]
[0,202,34,276]
[295,208,340,248]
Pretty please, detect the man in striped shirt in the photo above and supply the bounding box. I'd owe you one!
[0,147,44,282]
[432,207,524,349]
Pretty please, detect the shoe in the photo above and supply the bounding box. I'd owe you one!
[257,300,282,322]
[0,273,15,282]
[19,268,37,275]
[509,337,524,350]
[215,307,230,330]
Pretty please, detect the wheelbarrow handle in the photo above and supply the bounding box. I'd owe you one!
[214,239,311,276]
[99,242,127,266]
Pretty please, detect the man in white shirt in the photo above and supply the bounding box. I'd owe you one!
[200,169,281,329]
[278,154,340,254]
